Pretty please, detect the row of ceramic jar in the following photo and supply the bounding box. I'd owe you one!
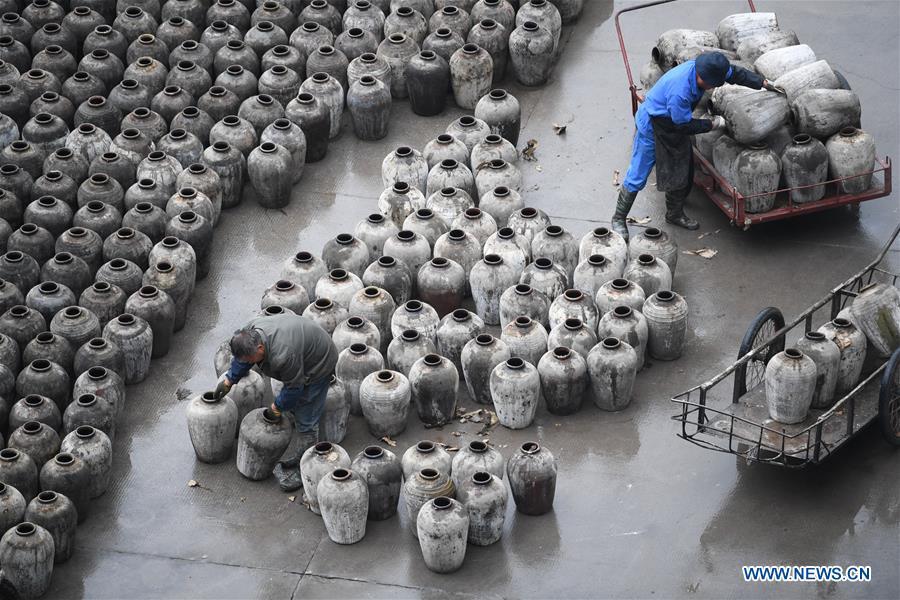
[187,383,558,567]
[766,283,900,424]
[702,126,876,213]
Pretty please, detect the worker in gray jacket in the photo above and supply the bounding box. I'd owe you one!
[216,313,338,491]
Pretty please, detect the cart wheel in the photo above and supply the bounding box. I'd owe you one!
[732,307,786,402]
[878,347,900,447]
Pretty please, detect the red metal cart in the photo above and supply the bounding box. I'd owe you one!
[614,0,893,229]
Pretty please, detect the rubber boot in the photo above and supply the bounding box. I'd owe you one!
[664,191,700,230]
[611,187,638,242]
[273,430,318,492]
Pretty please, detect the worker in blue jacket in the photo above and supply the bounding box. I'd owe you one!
[612,52,778,240]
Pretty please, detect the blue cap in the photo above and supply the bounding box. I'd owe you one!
[695,52,731,87]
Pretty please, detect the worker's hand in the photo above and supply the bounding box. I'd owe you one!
[214,377,232,399]
[763,80,785,95]
[269,402,282,417]
[710,116,727,131]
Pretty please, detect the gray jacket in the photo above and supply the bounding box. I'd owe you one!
[243,314,338,388]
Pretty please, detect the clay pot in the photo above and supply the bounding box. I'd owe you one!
[201,141,244,209]
[247,142,293,209]
[318,468,369,544]
[280,251,326,300]
[186,397,238,461]
[303,298,349,335]
[0,522,55,597]
[24,491,76,564]
[455,471,506,546]
[347,75,392,140]
[764,348,817,424]
[795,331,840,409]
[507,206,551,244]
[384,6,427,45]
[260,280,309,315]
[490,356,539,429]
[95,258,143,297]
[390,299,440,344]
[335,342,384,414]
[509,20,554,86]
[471,134,518,171]
[573,254,621,300]
[506,440,556,515]
[587,337,638,411]
[538,346,587,415]
[408,354,458,426]
[406,50,450,116]
[470,254,519,325]
[332,316,381,354]
[416,496,468,573]
[359,369,411,437]
[781,134,828,204]
[350,445,402,521]
[101,313,152,384]
[236,408,293,480]
[642,290,688,361]
[623,254,672,297]
[826,127,876,195]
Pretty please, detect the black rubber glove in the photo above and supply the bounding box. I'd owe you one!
[214,378,232,399]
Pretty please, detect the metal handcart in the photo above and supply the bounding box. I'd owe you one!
[671,223,900,467]
[614,0,893,229]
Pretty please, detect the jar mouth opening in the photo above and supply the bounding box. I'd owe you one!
[263,306,285,316]
[554,346,573,360]
[375,370,393,383]
[602,336,621,349]
[611,278,629,290]
[262,408,282,422]
[75,425,96,439]
[458,116,476,127]
[331,468,350,481]
[839,127,858,137]
[514,316,532,327]
[405,300,422,312]
[489,89,507,100]
[275,280,294,292]
[88,366,107,379]
[784,348,803,359]
[314,441,334,455]
[506,356,525,369]
[833,317,851,328]
[430,257,448,268]
[400,329,419,341]
[423,354,441,366]
[805,331,826,341]
[451,309,470,321]
[588,254,607,266]
[363,445,383,459]
[349,343,368,354]
[432,496,452,509]
[613,305,633,318]
[656,290,675,302]
[521,441,540,454]
[329,268,348,281]
[564,317,583,330]
[475,333,494,345]
[484,253,503,265]
[420,468,439,480]
[564,289,583,301]
[416,440,435,453]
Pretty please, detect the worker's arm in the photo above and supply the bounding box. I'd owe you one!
[657,92,715,134]
[726,65,765,89]
[225,358,253,385]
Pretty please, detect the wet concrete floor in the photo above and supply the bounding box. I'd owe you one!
[45,1,899,598]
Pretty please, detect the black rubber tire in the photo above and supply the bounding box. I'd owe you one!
[733,307,786,402]
[878,347,900,447]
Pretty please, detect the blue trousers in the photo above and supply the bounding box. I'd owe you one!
[276,378,330,434]
[622,126,656,193]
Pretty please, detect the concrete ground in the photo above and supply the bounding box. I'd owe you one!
[45,1,899,598]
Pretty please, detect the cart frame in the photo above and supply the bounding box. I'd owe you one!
[671,223,900,467]
[614,0,893,229]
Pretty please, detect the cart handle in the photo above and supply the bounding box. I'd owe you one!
[615,0,758,114]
